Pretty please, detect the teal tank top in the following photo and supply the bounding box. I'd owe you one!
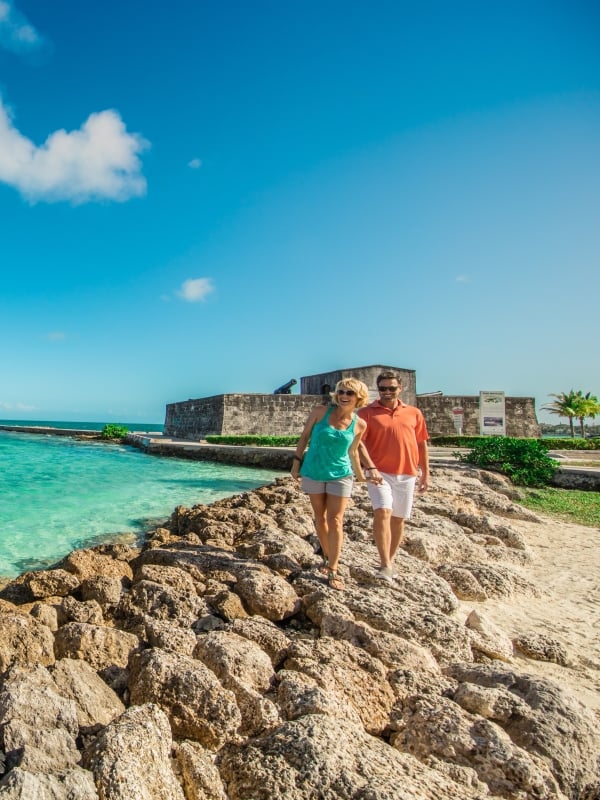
[300,406,356,481]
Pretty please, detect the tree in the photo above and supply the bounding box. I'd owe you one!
[542,390,579,437]
[573,391,600,438]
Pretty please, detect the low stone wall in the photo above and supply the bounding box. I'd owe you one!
[164,394,320,440]
[165,393,540,441]
[416,396,540,438]
[552,469,600,492]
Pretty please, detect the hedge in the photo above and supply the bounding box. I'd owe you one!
[205,435,300,447]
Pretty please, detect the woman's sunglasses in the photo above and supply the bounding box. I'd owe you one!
[337,389,356,396]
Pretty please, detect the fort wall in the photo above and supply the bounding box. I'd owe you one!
[416,395,540,438]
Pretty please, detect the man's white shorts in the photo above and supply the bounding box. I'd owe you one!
[367,473,417,519]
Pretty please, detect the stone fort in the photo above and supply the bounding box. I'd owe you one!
[163,364,541,440]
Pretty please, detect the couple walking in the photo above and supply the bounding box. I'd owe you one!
[291,371,429,589]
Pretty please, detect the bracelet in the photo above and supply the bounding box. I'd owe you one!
[293,456,303,462]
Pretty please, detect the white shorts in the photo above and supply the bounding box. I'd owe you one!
[367,473,417,519]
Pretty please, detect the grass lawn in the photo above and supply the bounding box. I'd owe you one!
[518,487,600,527]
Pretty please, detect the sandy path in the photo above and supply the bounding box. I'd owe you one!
[455,514,600,716]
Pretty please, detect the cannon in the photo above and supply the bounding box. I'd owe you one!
[274,378,297,395]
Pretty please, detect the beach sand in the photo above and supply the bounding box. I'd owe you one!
[455,513,600,716]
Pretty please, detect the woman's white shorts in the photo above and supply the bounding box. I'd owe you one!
[301,475,354,497]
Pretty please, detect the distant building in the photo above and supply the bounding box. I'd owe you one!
[164,364,540,440]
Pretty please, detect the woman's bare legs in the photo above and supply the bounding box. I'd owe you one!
[308,493,329,562]
[324,494,349,574]
[308,493,349,587]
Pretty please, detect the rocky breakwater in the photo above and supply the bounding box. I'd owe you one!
[0,468,598,799]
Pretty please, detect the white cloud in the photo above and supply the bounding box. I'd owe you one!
[0,99,150,203]
[45,331,66,341]
[0,1,43,53]
[455,274,469,283]
[188,158,202,169]
[177,278,214,303]
[0,400,35,411]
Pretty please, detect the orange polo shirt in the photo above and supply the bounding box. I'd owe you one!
[358,400,429,476]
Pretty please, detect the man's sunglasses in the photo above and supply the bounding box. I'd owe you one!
[378,385,399,392]
[337,389,356,396]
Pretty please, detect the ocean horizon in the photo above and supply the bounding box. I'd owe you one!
[0,418,164,433]
[0,425,279,579]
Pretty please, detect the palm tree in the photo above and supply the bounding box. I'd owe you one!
[573,391,600,438]
[542,390,579,437]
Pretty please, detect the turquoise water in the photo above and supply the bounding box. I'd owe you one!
[0,430,280,578]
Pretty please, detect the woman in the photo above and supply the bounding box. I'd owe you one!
[290,377,370,590]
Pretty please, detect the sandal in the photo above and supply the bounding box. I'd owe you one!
[318,558,329,575]
[327,570,345,591]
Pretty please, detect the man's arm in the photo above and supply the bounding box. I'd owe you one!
[417,439,429,493]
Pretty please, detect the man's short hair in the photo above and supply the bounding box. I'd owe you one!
[376,371,402,387]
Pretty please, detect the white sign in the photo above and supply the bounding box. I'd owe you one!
[479,391,506,436]
[452,406,464,434]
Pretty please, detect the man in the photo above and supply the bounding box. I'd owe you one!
[358,371,430,583]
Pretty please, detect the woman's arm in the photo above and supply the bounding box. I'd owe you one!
[348,418,367,482]
[356,439,383,484]
[290,406,326,479]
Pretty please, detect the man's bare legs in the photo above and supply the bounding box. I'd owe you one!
[373,508,405,569]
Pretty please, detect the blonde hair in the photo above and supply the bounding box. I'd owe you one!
[332,377,369,408]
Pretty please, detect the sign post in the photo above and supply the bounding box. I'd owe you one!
[452,406,464,435]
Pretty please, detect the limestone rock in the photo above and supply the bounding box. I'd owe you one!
[128,648,241,748]
[218,714,486,800]
[144,616,198,655]
[26,569,80,599]
[83,703,185,800]
[513,632,569,665]
[210,590,249,621]
[229,616,291,667]
[0,665,80,776]
[194,630,280,736]
[234,568,301,621]
[175,741,227,800]
[446,662,600,799]
[276,668,363,726]
[0,613,55,671]
[194,631,275,693]
[79,575,125,609]
[283,637,395,736]
[59,596,104,626]
[392,694,562,799]
[0,766,98,799]
[59,545,135,581]
[465,609,514,662]
[53,622,140,672]
[437,565,488,601]
[117,578,208,627]
[50,658,125,732]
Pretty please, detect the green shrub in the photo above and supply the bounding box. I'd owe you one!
[430,436,489,447]
[537,437,600,450]
[456,437,558,487]
[205,435,300,447]
[101,424,129,440]
[431,435,600,451]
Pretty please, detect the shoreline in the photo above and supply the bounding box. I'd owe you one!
[0,464,597,795]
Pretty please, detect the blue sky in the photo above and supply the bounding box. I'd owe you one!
[0,0,598,424]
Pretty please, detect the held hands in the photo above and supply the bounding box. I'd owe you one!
[366,468,384,485]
